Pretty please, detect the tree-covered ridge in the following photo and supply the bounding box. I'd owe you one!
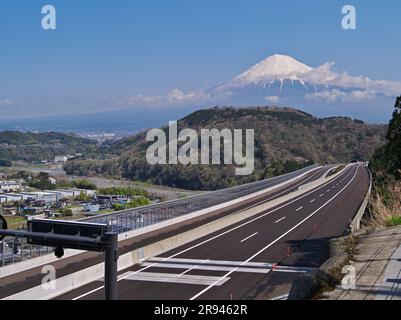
[65,106,387,191]
[0,131,95,145]
[0,131,98,163]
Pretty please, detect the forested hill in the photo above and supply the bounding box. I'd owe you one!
[0,131,98,164]
[64,106,387,190]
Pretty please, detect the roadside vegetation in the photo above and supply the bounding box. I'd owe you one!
[3,215,26,230]
[97,187,150,198]
[368,96,401,226]
[112,197,151,211]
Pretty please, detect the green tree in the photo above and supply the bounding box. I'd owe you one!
[72,179,97,190]
[29,172,55,190]
[371,96,401,180]
[75,192,91,202]
[385,96,401,178]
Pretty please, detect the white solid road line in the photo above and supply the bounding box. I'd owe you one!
[189,165,359,300]
[275,217,286,224]
[240,232,258,243]
[72,165,355,300]
[296,206,303,212]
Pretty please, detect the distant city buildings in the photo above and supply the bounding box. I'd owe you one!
[0,174,144,220]
[0,180,22,193]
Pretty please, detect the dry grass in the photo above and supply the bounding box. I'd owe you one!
[367,178,401,226]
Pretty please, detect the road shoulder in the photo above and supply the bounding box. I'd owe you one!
[322,225,401,300]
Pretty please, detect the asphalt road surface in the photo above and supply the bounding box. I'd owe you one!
[0,165,329,299]
[56,163,369,300]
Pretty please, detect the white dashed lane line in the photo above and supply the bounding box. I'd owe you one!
[275,217,286,224]
[240,232,258,243]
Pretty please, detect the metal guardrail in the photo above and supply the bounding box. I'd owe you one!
[0,165,318,268]
[81,165,318,233]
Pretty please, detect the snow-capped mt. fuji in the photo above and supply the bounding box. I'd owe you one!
[126,53,401,123]
[206,53,401,121]
[215,54,321,98]
[213,53,401,104]
[222,54,314,89]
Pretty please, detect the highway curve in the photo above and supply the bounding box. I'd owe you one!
[0,166,329,299]
[56,163,369,300]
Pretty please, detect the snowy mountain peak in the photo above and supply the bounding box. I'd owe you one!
[243,54,313,77]
[223,54,314,88]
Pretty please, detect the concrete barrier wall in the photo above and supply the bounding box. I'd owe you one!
[0,249,84,278]
[3,166,347,300]
[350,163,372,233]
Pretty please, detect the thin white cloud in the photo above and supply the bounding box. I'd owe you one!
[265,96,280,104]
[0,99,14,107]
[303,63,401,97]
[124,94,163,105]
[122,89,209,106]
[305,89,378,103]
[166,89,208,103]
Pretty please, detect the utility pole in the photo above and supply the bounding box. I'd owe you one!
[104,232,118,300]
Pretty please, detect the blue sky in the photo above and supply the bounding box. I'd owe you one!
[0,0,400,121]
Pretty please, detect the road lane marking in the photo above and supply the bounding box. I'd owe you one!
[116,272,230,286]
[149,258,273,267]
[178,259,209,277]
[72,165,354,300]
[320,194,324,197]
[310,199,316,203]
[189,166,359,300]
[271,294,289,300]
[141,262,272,274]
[146,258,318,273]
[240,232,258,243]
[275,217,286,224]
[141,262,316,274]
[296,206,303,212]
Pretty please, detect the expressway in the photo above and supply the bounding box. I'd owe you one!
[0,165,330,299]
[55,163,370,300]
